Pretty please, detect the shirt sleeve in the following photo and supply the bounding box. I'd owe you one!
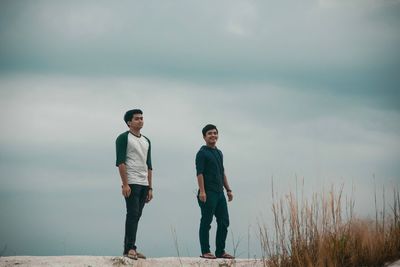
[218,149,225,174]
[146,138,153,170]
[195,150,205,176]
[115,134,127,167]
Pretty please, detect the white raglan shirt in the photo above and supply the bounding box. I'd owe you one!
[126,133,150,185]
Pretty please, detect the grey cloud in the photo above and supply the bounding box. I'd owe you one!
[0,0,399,104]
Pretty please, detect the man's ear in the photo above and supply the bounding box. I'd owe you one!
[127,121,131,126]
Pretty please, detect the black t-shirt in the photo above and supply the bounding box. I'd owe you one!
[195,145,225,193]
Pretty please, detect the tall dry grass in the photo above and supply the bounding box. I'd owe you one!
[259,180,400,267]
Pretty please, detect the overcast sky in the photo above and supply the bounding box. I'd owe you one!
[0,0,399,258]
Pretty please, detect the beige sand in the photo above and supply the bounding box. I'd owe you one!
[1,256,399,267]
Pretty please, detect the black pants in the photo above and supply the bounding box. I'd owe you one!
[124,184,148,254]
[197,191,230,256]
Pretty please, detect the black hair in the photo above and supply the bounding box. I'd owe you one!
[124,109,143,125]
[202,124,218,136]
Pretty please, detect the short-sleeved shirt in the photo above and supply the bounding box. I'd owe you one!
[115,131,152,185]
[195,145,224,193]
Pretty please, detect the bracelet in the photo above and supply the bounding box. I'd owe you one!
[148,187,153,191]
[227,189,232,193]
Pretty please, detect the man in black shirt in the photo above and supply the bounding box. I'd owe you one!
[195,124,234,259]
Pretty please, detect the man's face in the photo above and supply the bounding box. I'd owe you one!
[128,114,144,130]
[203,129,218,146]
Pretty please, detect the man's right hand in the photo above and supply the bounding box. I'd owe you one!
[122,184,131,198]
[199,191,206,202]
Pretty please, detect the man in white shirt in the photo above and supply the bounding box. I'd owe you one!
[115,109,153,260]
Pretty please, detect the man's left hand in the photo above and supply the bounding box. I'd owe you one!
[146,190,153,203]
[227,191,233,202]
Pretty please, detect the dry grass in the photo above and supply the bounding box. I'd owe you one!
[259,180,400,267]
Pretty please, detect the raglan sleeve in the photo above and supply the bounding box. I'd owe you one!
[115,134,126,167]
[146,138,153,170]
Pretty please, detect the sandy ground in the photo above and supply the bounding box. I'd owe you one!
[0,256,264,267]
[1,256,399,267]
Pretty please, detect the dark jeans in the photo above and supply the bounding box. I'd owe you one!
[197,191,230,256]
[124,184,149,254]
